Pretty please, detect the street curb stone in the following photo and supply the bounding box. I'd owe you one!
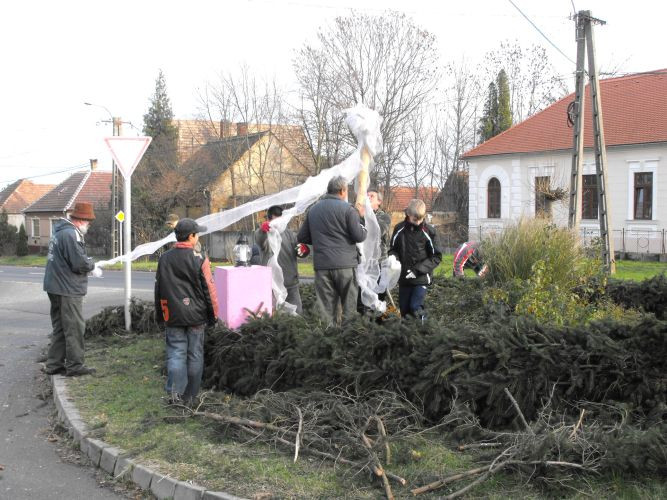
[151,473,178,499]
[100,446,121,475]
[86,438,107,467]
[50,368,248,500]
[174,481,205,500]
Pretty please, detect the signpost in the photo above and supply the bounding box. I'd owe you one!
[104,137,152,330]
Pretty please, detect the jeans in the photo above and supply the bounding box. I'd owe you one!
[165,324,205,400]
[398,285,428,320]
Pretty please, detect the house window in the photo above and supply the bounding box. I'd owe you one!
[582,174,598,219]
[634,172,653,220]
[50,219,58,236]
[32,218,40,237]
[487,177,501,218]
[535,176,551,218]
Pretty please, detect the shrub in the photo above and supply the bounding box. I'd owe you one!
[0,209,17,255]
[16,223,28,256]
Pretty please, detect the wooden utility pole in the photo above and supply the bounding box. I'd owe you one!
[568,10,615,273]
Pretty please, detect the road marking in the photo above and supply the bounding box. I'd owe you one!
[29,272,44,275]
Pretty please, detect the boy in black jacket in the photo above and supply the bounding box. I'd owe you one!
[155,218,219,405]
[388,199,442,321]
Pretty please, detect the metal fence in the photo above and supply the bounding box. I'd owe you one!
[469,226,667,256]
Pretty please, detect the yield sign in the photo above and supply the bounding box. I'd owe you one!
[104,136,152,179]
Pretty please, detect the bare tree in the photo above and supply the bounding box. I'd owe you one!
[294,11,440,196]
[483,40,568,123]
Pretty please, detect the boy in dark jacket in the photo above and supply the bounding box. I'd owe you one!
[388,199,442,321]
[155,218,219,405]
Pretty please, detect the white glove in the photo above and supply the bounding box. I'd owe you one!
[91,264,103,278]
[405,269,416,279]
[386,255,401,271]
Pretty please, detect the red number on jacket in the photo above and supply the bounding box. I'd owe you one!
[160,299,170,321]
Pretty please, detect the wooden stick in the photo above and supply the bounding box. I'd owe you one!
[361,432,394,500]
[293,406,303,463]
[457,442,502,451]
[569,409,586,439]
[503,388,533,434]
[411,466,489,495]
[355,145,371,214]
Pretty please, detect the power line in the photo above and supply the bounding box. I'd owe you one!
[506,0,576,65]
[0,163,89,185]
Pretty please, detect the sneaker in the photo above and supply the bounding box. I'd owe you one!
[166,393,185,406]
[41,366,66,375]
[66,366,97,377]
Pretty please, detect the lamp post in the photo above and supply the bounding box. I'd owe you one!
[84,102,122,257]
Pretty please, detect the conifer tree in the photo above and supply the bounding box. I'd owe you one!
[0,209,17,255]
[16,223,28,256]
[478,81,498,142]
[496,69,512,133]
[133,70,185,243]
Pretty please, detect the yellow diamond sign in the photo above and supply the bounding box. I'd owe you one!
[115,211,125,223]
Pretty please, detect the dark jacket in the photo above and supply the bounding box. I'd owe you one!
[255,226,300,288]
[375,209,392,261]
[43,219,95,297]
[297,194,367,270]
[155,242,219,327]
[389,218,442,286]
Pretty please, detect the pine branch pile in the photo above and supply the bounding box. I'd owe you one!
[84,298,160,338]
[203,311,666,429]
[605,274,667,319]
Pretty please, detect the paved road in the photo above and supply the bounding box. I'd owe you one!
[0,266,152,499]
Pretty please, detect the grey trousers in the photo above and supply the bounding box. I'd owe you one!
[286,284,303,315]
[314,268,358,326]
[46,293,86,372]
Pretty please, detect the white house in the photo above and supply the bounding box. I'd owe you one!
[462,70,667,255]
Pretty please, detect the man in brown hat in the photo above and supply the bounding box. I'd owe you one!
[43,201,100,376]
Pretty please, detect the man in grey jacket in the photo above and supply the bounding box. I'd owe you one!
[255,205,310,314]
[297,176,367,325]
[43,202,99,376]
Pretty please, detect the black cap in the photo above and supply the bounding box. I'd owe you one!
[174,218,207,239]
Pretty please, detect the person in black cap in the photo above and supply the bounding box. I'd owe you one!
[155,218,219,405]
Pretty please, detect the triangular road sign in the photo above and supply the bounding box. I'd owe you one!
[104,136,152,179]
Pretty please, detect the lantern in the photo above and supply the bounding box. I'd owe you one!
[233,234,252,267]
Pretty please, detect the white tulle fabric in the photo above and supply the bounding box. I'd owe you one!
[95,104,400,313]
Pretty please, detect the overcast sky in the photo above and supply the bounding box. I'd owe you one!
[1,0,665,189]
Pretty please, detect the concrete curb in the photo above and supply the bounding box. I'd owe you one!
[50,374,247,500]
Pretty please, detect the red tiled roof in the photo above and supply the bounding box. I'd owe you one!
[462,70,667,159]
[0,180,54,213]
[23,171,111,213]
[385,186,439,212]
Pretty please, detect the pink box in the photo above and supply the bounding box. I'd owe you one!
[214,266,273,329]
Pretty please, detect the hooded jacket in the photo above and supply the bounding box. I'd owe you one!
[388,218,442,286]
[154,242,219,327]
[43,218,95,297]
[297,194,367,270]
[255,225,300,288]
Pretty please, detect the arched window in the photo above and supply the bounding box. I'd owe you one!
[487,177,501,218]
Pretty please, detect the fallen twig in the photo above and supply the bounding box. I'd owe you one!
[504,388,533,434]
[569,409,586,439]
[457,441,502,451]
[293,406,303,463]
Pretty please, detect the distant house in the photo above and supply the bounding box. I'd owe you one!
[0,179,54,229]
[182,124,315,218]
[462,70,667,254]
[385,186,439,226]
[22,169,111,250]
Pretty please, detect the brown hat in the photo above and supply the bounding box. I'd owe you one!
[70,202,95,221]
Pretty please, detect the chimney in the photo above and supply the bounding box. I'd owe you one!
[220,120,233,138]
[89,159,98,171]
[236,122,248,136]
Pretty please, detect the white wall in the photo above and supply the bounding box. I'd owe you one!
[467,143,667,253]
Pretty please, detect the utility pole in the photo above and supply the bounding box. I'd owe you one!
[111,118,122,257]
[568,10,615,273]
